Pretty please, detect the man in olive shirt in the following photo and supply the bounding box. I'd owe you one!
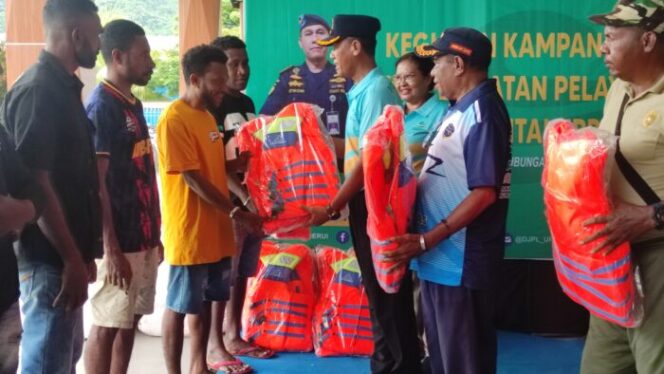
[0,0,103,372]
[581,1,664,373]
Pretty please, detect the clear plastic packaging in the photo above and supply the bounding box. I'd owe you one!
[237,103,340,240]
[362,105,417,294]
[542,119,643,328]
[312,246,374,357]
[241,241,317,352]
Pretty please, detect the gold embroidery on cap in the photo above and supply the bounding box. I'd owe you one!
[416,45,437,57]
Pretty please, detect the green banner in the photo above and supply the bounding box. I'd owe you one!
[244,0,611,258]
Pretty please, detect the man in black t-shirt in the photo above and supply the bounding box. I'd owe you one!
[1,1,103,372]
[83,20,161,374]
[208,36,274,360]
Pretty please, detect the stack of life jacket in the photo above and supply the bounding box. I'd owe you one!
[313,247,374,357]
[237,103,340,240]
[542,119,643,328]
[241,241,316,351]
[362,105,417,294]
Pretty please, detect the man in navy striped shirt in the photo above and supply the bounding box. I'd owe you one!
[386,27,512,374]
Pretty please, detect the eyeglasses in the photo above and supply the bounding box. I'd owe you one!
[393,73,418,84]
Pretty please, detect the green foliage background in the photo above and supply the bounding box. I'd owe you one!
[96,0,179,36]
[0,0,241,102]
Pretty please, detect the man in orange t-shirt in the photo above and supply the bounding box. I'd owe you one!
[157,45,261,374]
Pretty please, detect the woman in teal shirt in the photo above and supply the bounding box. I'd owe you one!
[393,52,448,175]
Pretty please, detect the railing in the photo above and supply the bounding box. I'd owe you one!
[143,102,169,128]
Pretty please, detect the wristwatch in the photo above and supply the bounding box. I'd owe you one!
[326,204,341,220]
[653,202,664,230]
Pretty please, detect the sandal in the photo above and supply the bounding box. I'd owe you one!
[206,359,253,374]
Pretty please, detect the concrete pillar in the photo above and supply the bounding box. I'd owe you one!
[178,0,221,95]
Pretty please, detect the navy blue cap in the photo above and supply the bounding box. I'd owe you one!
[298,14,330,31]
[415,27,492,69]
[316,14,381,46]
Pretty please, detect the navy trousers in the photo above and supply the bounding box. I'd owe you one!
[421,280,497,374]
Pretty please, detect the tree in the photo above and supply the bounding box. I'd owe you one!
[0,0,242,102]
[95,0,178,36]
[134,48,180,101]
[220,0,241,37]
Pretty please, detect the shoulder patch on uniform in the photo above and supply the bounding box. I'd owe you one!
[280,65,296,75]
[288,80,304,88]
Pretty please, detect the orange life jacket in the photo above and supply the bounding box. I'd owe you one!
[362,105,417,294]
[313,247,374,357]
[237,103,340,239]
[242,241,317,351]
[543,119,642,327]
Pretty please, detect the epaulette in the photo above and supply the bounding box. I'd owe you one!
[279,65,296,75]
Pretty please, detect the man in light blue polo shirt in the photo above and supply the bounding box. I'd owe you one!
[306,14,423,374]
[342,67,399,175]
[385,28,512,374]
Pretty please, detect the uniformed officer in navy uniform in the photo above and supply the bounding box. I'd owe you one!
[260,14,352,149]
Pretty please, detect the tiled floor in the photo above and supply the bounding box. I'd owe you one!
[75,330,584,373]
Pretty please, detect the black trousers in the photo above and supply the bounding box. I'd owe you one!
[348,193,423,374]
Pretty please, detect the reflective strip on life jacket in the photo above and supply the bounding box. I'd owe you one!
[250,299,309,309]
[542,119,643,328]
[242,242,316,351]
[554,252,632,306]
[237,103,340,239]
[313,246,374,357]
[362,105,417,294]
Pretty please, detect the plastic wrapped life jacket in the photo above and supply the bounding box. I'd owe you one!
[242,241,317,351]
[362,105,417,294]
[313,246,374,357]
[542,119,643,328]
[237,103,340,240]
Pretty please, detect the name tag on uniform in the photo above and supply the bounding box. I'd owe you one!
[327,111,340,135]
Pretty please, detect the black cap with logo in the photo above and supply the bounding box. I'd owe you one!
[415,27,492,70]
[316,14,381,46]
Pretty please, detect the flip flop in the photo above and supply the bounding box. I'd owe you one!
[229,345,275,359]
[206,359,253,374]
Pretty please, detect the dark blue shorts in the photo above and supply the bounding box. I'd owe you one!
[166,257,232,315]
